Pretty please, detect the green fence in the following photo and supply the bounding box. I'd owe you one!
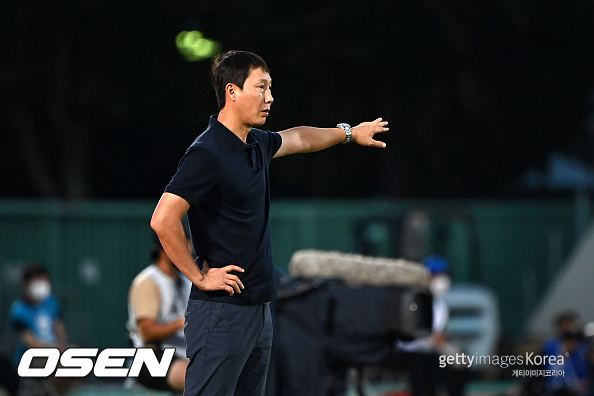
[0,200,157,354]
[0,198,589,352]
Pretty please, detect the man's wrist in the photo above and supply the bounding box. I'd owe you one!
[191,271,206,289]
[337,123,352,144]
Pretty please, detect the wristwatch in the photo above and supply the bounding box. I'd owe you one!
[337,123,352,144]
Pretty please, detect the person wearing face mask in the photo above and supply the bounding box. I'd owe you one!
[8,264,69,368]
[7,264,81,395]
[396,254,467,396]
[126,233,192,393]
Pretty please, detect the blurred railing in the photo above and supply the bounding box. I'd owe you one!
[0,198,587,351]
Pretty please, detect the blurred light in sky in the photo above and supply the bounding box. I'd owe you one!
[176,30,222,62]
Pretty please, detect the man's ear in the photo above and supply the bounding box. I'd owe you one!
[226,83,237,103]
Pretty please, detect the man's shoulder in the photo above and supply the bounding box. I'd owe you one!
[131,265,159,287]
[177,133,218,170]
[8,299,29,319]
[541,337,559,354]
[187,129,216,149]
[185,127,229,160]
[250,128,282,158]
[9,298,57,321]
[250,128,276,140]
[130,268,161,300]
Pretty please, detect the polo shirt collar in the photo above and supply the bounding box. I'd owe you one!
[209,115,260,153]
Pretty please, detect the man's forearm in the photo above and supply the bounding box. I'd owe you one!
[137,318,184,343]
[274,126,346,158]
[285,126,346,153]
[21,331,52,348]
[275,118,388,158]
[152,219,203,286]
[150,198,204,287]
[54,321,68,347]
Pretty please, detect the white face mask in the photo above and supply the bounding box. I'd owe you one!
[430,275,451,297]
[28,279,51,302]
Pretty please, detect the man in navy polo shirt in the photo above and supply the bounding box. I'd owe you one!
[151,50,389,396]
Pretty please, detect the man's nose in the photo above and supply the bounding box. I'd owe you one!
[266,91,274,103]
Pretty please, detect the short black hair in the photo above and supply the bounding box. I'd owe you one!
[150,229,191,261]
[22,263,49,284]
[554,310,579,327]
[211,50,270,110]
[150,232,164,261]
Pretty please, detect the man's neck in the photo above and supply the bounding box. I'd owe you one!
[155,260,177,279]
[217,109,250,143]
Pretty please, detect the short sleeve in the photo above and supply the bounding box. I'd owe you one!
[253,129,282,161]
[9,302,29,333]
[129,277,160,321]
[267,131,282,159]
[165,147,218,206]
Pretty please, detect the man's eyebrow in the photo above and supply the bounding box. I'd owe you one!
[257,78,272,84]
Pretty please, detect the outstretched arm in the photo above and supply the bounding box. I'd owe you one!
[274,117,389,158]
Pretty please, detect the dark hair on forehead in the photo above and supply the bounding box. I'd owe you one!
[150,231,164,261]
[22,263,49,284]
[211,50,270,110]
[554,310,579,326]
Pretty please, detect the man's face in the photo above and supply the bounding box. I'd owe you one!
[26,275,52,303]
[233,67,273,127]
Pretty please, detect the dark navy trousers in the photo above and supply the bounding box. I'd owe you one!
[184,300,273,396]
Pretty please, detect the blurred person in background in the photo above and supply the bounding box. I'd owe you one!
[583,321,594,396]
[8,263,76,395]
[0,354,19,395]
[127,233,192,393]
[397,254,467,396]
[541,310,591,396]
[9,264,69,365]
